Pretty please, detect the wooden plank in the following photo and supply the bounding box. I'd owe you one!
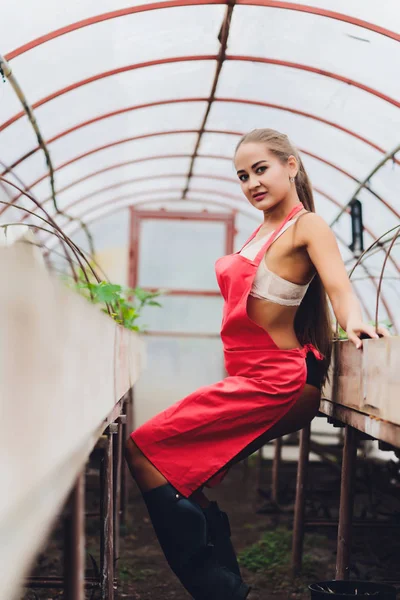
[319,399,400,448]
[322,338,400,426]
[0,240,145,600]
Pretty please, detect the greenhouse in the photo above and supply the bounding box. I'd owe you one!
[0,1,399,599]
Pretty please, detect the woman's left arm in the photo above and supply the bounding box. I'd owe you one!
[298,213,391,349]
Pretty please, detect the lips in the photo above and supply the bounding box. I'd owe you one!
[252,192,267,201]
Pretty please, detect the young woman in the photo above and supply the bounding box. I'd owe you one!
[125,129,389,599]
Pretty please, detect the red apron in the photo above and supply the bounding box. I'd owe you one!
[131,203,322,497]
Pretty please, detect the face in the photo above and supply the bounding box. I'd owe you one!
[234,142,297,211]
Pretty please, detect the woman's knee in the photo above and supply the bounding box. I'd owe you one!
[124,438,169,490]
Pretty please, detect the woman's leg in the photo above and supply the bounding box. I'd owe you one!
[124,438,250,599]
[211,383,321,475]
[124,437,168,492]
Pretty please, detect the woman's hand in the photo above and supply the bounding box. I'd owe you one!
[346,319,391,349]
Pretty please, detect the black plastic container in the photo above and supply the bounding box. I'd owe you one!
[309,580,397,599]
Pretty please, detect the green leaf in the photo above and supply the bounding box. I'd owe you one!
[95,282,122,303]
[132,287,149,302]
[70,275,162,332]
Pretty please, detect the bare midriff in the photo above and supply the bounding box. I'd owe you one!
[246,295,302,350]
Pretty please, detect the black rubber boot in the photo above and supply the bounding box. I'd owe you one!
[142,483,250,600]
[202,501,241,577]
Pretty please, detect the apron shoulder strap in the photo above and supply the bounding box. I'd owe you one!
[237,223,264,254]
[254,203,304,264]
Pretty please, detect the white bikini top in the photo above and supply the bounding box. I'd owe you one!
[240,218,315,306]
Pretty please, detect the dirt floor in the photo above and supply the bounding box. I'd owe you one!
[22,441,400,599]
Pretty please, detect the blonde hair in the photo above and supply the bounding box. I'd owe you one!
[236,128,332,385]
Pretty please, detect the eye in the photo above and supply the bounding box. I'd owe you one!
[256,166,267,174]
[238,173,248,182]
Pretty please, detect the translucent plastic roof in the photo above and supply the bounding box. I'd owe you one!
[0,0,399,327]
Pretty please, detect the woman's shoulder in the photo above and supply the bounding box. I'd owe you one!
[294,212,332,244]
[296,211,329,229]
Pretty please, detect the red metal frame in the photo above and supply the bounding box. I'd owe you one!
[2,2,397,206]
[2,86,397,166]
[1,0,396,326]
[227,56,399,108]
[5,0,398,63]
[37,178,399,288]
[37,174,242,219]
[2,50,396,192]
[2,0,397,268]
[3,92,398,225]
[5,128,398,222]
[30,151,359,204]
[20,155,231,215]
[43,197,380,323]
[218,97,389,153]
[128,208,235,295]
[40,188,243,247]
[4,143,350,207]
[22,53,400,141]
[30,172,400,275]
[38,190,243,248]
[61,173,239,206]
[1,130,203,209]
[66,190,400,328]
[42,196,239,243]
[0,66,212,133]
[15,147,392,226]
[39,188,398,325]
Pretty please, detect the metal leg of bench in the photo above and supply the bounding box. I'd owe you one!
[291,423,311,577]
[271,437,283,504]
[336,425,358,580]
[100,427,116,599]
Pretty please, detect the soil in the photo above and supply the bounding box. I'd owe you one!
[22,444,400,599]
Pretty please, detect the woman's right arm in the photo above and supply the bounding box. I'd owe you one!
[298,213,390,347]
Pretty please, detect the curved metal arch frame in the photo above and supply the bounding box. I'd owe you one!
[1,0,396,324]
[36,174,400,282]
[330,143,400,227]
[2,30,398,220]
[15,144,392,225]
[39,173,399,277]
[7,127,398,223]
[313,188,400,275]
[0,130,202,210]
[17,150,356,214]
[5,0,399,64]
[1,93,393,178]
[21,173,240,222]
[0,71,391,274]
[45,194,393,325]
[3,96,398,215]
[2,54,399,135]
[2,0,398,251]
[2,18,397,221]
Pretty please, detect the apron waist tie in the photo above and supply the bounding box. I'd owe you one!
[302,343,324,361]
